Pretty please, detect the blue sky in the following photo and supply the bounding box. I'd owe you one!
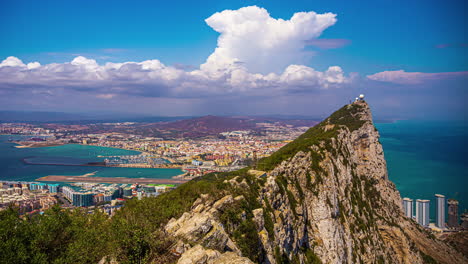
[2,0,466,72]
[0,0,467,119]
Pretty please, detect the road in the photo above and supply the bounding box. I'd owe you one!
[36,175,189,184]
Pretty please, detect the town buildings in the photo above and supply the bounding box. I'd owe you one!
[1,121,307,173]
[0,182,57,214]
[1,180,175,214]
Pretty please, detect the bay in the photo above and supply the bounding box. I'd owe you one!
[0,135,183,182]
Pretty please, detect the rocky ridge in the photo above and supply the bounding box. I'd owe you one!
[163,101,467,264]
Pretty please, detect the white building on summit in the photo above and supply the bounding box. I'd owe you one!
[354,94,365,102]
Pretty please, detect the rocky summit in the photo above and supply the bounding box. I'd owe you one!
[158,101,467,264]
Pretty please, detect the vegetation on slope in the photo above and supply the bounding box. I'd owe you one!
[0,206,114,264]
[0,168,269,263]
[256,103,366,171]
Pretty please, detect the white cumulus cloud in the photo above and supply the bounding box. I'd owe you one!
[26,62,41,69]
[0,56,26,67]
[0,6,351,99]
[202,6,337,74]
[0,55,350,97]
[0,56,41,69]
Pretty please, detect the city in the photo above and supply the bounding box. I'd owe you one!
[0,118,312,178]
[0,180,175,216]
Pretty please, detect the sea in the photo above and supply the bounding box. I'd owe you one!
[0,135,183,182]
[375,120,468,219]
[0,120,466,220]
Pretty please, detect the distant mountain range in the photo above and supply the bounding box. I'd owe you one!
[134,115,320,138]
[1,111,320,138]
[150,115,256,138]
[0,111,90,122]
[0,111,321,125]
[0,111,191,123]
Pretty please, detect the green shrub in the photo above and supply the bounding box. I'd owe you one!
[263,198,275,240]
[295,178,304,202]
[256,104,365,173]
[304,248,322,264]
[420,251,437,264]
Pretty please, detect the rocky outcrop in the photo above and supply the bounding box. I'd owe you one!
[166,194,241,256]
[441,231,468,257]
[165,101,467,264]
[176,245,254,264]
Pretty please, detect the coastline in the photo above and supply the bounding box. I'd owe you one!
[12,141,143,154]
[171,172,190,179]
[0,135,184,183]
[5,137,142,154]
[7,139,181,169]
[81,143,142,155]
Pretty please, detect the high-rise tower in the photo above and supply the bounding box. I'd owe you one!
[416,199,430,227]
[402,197,413,219]
[447,199,459,228]
[435,194,445,229]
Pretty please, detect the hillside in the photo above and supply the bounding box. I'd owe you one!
[138,115,318,138]
[151,115,257,138]
[1,101,466,264]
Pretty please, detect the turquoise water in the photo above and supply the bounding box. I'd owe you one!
[0,135,183,182]
[376,121,468,219]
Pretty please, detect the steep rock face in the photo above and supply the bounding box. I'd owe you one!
[250,101,407,263]
[167,101,467,264]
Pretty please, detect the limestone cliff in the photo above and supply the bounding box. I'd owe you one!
[164,101,467,264]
